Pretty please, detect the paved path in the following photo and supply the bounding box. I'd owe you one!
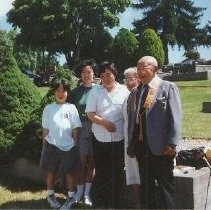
[178,139,211,151]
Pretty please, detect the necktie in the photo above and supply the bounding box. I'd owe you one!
[139,85,149,141]
[142,85,149,106]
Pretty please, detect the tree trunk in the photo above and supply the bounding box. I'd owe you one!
[162,37,169,64]
[65,52,73,69]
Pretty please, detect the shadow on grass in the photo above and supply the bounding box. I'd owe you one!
[0,171,127,209]
[0,198,93,209]
[0,170,45,193]
[0,198,48,209]
[0,172,92,209]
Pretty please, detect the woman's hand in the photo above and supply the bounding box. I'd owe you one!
[103,120,116,132]
[87,112,116,132]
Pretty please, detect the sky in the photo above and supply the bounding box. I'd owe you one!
[0,0,211,64]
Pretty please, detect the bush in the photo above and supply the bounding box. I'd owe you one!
[51,67,77,88]
[0,30,77,163]
[113,28,139,72]
[139,29,165,68]
[0,31,42,161]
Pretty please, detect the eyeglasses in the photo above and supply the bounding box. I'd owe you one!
[123,77,136,83]
[138,62,156,69]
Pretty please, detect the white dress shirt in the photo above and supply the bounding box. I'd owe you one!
[85,84,129,142]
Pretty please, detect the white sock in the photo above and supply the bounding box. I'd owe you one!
[75,184,84,201]
[68,191,75,198]
[84,182,92,197]
[47,190,54,196]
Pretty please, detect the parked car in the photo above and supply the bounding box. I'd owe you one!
[93,77,101,84]
[181,58,207,65]
[162,63,174,72]
[48,74,55,84]
[195,58,207,65]
[181,59,194,65]
[21,69,39,81]
[33,75,45,87]
[21,69,46,87]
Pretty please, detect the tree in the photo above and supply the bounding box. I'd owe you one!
[6,29,59,73]
[133,0,206,63]
[139,29,164,68]
[80,29,114,64]
[184,50,200,60]
[204,21,211,46]
[7,0,131,68]
[0,30,41,158]
[112,28,139,73]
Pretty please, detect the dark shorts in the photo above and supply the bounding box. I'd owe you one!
[78,120,93,156]
[40,141,81,174]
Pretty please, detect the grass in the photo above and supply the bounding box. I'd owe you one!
[37,86,49,97]
[176,81,211,139]
[0,172,90,209]
[175,79,211,87]
[0,172,48,209]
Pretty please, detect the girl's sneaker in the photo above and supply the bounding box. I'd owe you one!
[47,194,61,209]
[84,196,92,206]
[60,197,76,209]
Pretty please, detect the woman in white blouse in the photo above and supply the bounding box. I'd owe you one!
[86,61,129,208]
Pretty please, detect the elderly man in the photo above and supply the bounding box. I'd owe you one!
[127,56,182,209]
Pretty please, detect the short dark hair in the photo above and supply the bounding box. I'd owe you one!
[51,78,70,93]
[98,61,118,78]
[75,59,97,77]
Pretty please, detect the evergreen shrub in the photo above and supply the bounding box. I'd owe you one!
[139,29,165,68]
[0,30,77,163]
[0,31,42,161]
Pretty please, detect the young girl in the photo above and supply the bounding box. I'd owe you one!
[40,78,82,209]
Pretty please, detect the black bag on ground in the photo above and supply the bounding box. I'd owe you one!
[176,147,207,169]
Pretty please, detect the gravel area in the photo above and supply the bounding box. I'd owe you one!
[177,138,211,151]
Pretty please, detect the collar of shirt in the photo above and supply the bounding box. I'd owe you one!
[148,74,162,89]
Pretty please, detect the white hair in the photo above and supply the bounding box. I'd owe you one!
[138,56,158,67]
[124,67,137,76]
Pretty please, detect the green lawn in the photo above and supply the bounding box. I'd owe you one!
[176,80,211,87]
[175,81,211,138]
[0,173,47,209]
[0,172,89,209]
[38,86,49,97]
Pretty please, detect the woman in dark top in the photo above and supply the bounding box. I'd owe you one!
[70,59,97,206]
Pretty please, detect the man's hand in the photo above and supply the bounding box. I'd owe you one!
[164,144,176,157]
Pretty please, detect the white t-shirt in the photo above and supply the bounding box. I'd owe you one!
[42,102,82,151]
[85,84,129,142]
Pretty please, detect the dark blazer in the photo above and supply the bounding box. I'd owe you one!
[127,76,182,156]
